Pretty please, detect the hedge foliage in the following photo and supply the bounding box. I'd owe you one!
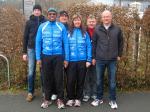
[0,4,149,90]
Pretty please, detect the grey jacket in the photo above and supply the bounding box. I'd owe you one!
[92,24,124,60]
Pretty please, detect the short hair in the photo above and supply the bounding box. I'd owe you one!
[101,10,112,17]
[33,4,42,12]
[87,14,96,19]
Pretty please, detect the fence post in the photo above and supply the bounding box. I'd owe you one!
[0,52,10,88]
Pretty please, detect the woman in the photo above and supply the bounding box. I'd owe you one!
[66,14,92,107]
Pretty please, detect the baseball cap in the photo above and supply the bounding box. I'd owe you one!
[59,10,69,17]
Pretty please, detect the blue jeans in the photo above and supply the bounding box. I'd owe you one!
[27,49,36,94]
[96,60,117,101]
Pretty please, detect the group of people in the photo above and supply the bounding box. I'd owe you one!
[23,4,124,110]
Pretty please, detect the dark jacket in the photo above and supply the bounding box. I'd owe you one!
[23,15,46,54]
[92,24,124,60]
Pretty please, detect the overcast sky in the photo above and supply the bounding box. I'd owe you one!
[90,0,114,5]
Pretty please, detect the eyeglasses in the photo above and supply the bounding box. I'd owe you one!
[48,13,56,15]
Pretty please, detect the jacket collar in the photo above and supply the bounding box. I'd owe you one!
[99,23,114,31]
[30,15,45,21]
[48,21,56,25]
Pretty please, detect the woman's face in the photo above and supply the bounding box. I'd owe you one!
[73,17,81,28]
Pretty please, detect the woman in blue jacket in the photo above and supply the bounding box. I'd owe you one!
[66,14,92,107]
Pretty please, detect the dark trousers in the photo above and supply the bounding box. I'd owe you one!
[66,61,86,100]
[40,67,57,95]
[42,54,64,101]
[83,65,97,97]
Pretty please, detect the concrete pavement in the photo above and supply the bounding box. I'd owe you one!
[0,92,150,112]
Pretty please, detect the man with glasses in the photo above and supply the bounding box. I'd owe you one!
[36,8,69,109]
[49,10,70,102]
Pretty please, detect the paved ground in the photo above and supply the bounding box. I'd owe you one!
[0,91,150,112]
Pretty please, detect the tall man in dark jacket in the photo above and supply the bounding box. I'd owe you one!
[22,4,46,102]
[91,10,124,109]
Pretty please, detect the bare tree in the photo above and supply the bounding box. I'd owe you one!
[36,0,91,10]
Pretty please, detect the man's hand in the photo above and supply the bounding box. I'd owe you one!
[37,60,42,68]
[117,56,121,61]
[92,59,96,65]
[23,54,28,61]
[86,62,91,68]
[64,61,69,68]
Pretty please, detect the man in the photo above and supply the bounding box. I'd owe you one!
[49,10,70,101]
[59,10,69,30]
[91,10,124,109]
[36,8,69,109]
[83,14,97,102]
[22,4,46,102]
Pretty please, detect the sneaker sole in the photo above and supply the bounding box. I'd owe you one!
[58,106,65,109]
[66,104,73,107]
[91,103,99,107]
[109,103,118,109]
[41,102,52,109]
[74,105,80,107]
[91,100,103,107]
[83,99,89,102]
[26,96,34,102]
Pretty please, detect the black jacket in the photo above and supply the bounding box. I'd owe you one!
[23,15,46,54]
[92,24,124,60]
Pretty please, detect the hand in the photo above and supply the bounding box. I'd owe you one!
[64,61,68,68]
[37,60,42,68]
[117,57,121,61]
[92,59,96,65]
[86,62,91,68]
[23,54,28,61]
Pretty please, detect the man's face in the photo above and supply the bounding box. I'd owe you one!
[101,11,112,25]
[59,15,69,24]
[47,11,57,22]
[87,18,96,29]
[33,9,41,17]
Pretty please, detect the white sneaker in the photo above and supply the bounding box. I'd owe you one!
[41,100,52,109]
[66,100,74,107]
[74,99,81,107]
[91,99,103,106]
[109,101,118,109]
[91,95,97,100]
[57,99,65,109]
[51,94,57,100]
[83,95,90,102]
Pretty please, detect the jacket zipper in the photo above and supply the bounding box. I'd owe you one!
[106,29,110,59]
[50,23,53,55]
[76,29,78,61]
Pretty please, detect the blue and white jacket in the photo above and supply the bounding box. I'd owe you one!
[36,21,69,61]
[68,28,92,62]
